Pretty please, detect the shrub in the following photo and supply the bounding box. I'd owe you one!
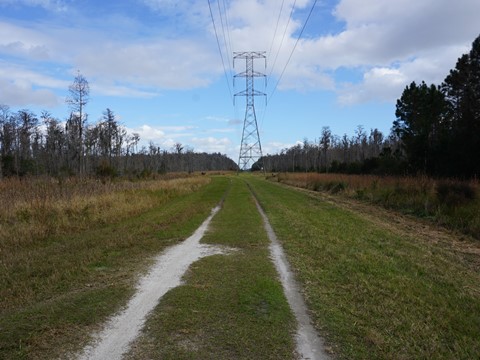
[436,181,476,207]
[327,181,346,194]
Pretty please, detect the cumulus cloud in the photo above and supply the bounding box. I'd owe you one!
[262,140,303,156]
[301,0,476,104]
[190,136,232,154]
[75,39,220,90]
[226,0,479,101]
[1,0,479,108]
[218,0,479,99]
[338,67,407,105]
[123,125,235,158]
[123,124,198,151]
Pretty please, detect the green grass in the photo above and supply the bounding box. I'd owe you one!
[124,177,296,359]
[4,174,478,359]
[0,176,230,360]
[273,173,480,239]
[248,175,480,360]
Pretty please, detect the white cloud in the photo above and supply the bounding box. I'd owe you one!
[263,140,302,155]
[0,78,58,107]
[0,16,224,98]
[130,125,166,141]
[124,126,235,157]
[338,67,407,105]
[1,0,479,109]
[75,39,219,90]
[221,0,480,98]
[0,22,54,60]
[0,63,66,106]
[124,124,199,151]
[190,136,232,154]
[315,0,480,104]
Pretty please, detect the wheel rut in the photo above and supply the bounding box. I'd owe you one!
[249,183,331,360]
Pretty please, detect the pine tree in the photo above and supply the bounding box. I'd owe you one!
[442,35,480,177]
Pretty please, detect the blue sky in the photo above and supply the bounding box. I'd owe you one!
[1,0,479,162]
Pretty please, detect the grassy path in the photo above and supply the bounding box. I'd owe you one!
[0,176,230,360]
[3,174,479,359]
[125,177,297,359]
[248,175,480,359]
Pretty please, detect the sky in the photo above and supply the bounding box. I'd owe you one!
[1,0,479,162]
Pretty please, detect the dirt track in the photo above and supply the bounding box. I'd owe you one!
[77,197,330,360]
[78,206,233,360]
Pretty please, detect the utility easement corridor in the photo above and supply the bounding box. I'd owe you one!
[78,180,330,359]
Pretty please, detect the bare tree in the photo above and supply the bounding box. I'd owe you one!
[320,126,332,172]
[0,104,10,179]
[173,142,184,154]
[66,71,90,175]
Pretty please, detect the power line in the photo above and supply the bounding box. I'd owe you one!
[268,0,297,81]
[268,0,286,59]
[217,0,233,75]
[208,0,233,101]
[269,0,318,102]
[260,0,318,132]
[221,0,234,66]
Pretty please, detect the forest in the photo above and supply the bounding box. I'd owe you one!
[0,74,237,179]
[258,35,480,179]
[2,35,479,179]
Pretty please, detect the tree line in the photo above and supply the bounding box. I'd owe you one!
[0,73,237,179]
[257,125,404,175]
[258,34,480,179]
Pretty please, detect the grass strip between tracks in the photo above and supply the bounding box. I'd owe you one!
[124,177,297,360]
[0,176,230,360]
[248,175,480,360]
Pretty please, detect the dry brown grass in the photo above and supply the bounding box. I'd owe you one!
[0,176,210,251]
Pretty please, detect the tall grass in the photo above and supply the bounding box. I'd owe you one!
[0,175,210,251]
[271,173,480,239]
[0,175,229,359]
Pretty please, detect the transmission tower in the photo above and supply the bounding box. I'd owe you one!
[234,51,266,171]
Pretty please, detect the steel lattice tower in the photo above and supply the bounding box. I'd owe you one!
[234,51,266,171]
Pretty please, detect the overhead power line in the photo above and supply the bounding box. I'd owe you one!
[268,0,297,82]
[268,0,286,59]
[269,0,318,102]
[208,0,233,101]
[217,0,233,74]
[221,0,234,66]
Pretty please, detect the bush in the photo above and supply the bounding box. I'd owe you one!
[327,181,346,194]
[96,162,118,182]
[436,181,476,207]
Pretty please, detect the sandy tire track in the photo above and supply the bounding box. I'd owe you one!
[77,205,234,360]
[249,184,331,360]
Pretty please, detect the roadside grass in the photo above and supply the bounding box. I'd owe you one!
[125,177,297,359]
[0,175,210,248]
[0,176,229,360]
[271,172,480,239]
[248,175,480,359]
